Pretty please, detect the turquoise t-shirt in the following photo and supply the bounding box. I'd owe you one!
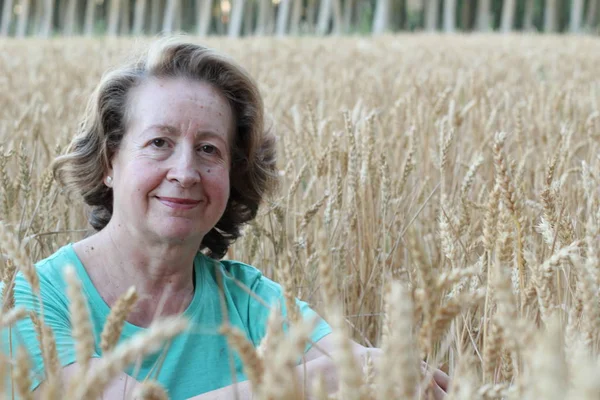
[2,243,331,399]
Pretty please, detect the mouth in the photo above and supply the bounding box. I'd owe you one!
[156,196,202,210]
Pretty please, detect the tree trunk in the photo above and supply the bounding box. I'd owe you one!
[330,0,342,33]
[442,0,455,32]
[62,0,76,35]
[243,0,254,35]
[586,0,598,29]
[150,0,161,32]
[32,0,43,35]
[316,0,331,34]
[16,0,31,36]
[276,0,291,35]
[569,0,583,32]
[372,0,390,33]
[174,0,182,31]
[306,0,316,33]
[120,0,130,34]
[289,0,302,34]
[544,0,557,32]
[163,0,176,32]
[107,0,121,35]
[460,0,472,31]
[228,0,245,36]
[424,0,437,31]
[255,0,271,34]
[133,0,147,34]
[476,0,491,31]
[523,0,534,31]
[196,0,212,35]
[84,0,96,35]
[500,0,515,32]
[342,0,352,32]
[39,0,54,36]
[1,0,14,36]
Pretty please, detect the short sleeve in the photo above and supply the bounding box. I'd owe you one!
[246,273,331,352]
[1,272,92,392]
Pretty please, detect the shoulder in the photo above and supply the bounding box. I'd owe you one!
[199,254,269,289]
[197,253,282,300]
[9,244,78,307]
[32,243,80,291]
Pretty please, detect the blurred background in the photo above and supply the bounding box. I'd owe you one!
[0,0,598,38]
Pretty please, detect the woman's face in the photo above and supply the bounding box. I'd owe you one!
[106,76,233,245]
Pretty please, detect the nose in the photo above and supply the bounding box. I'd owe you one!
[166,150,201,188]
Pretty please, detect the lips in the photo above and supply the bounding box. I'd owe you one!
[156,196,202,210]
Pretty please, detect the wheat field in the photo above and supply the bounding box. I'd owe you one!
[0,34,599,399]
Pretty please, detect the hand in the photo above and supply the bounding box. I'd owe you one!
[421,360,449,399]
[358,348,449,399]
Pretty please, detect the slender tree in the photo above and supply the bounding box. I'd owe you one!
[163,0,177,32]
[276,0,291,35]
[569,0,584,33]
[424,0,438,31]
[243,0,254,34]
[150,0,161,32]
[501,0,515,32]
[476,0,491,31]
[331,0,342,34]
[133,0,148,34]
[316,0,332,34]
[39,0,54,36]
[460,0,473,31]
[443,0,455,32]
[120,0,130,34]
[544,0,557,32]
[1,0,15,36]
[32,0,43,35]
[107,0,121,35]
[523,0,535,31]
[229,0,245,36]
[16,0,31,37]
[62,0,76,35]
[84,0,96,35]
[255,0,272,34]
[586,0,598,29]
[342,0,352,33]
[196,0,213,35]
[306,0,317,32]
[289,0,303,34]
[373,0,391,33]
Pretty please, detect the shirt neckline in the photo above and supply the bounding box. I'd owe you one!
[64,242,207,335]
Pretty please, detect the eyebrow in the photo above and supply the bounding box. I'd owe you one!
[145,124,229,144]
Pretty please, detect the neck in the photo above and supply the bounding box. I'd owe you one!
[75,221,200,327]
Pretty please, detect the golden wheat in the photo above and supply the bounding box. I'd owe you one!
[0,34,599,399]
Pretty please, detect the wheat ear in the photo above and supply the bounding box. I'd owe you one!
[100,286,138,354]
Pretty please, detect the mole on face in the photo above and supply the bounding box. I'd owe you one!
[207,169,211,173]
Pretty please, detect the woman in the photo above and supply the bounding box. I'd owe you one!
[5,37,449,399]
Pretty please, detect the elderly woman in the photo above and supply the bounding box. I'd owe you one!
[5,38,448,399]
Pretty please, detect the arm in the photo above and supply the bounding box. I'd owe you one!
[34,360,141,400]
[190,356,337,400]
[35,357,335,400]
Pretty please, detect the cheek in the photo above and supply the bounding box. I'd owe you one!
[204,167,230,202]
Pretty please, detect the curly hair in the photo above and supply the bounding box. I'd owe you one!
[52,37,278,259]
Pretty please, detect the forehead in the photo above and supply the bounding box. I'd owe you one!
[126,76,234,136]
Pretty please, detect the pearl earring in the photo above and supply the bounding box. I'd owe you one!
[106,176,113,185]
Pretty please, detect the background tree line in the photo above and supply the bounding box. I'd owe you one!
[0,0,598,38]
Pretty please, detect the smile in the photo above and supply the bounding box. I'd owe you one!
[156,196,202,210]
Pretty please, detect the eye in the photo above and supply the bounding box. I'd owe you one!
[200,144,217,155]
[151,138,167,148]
